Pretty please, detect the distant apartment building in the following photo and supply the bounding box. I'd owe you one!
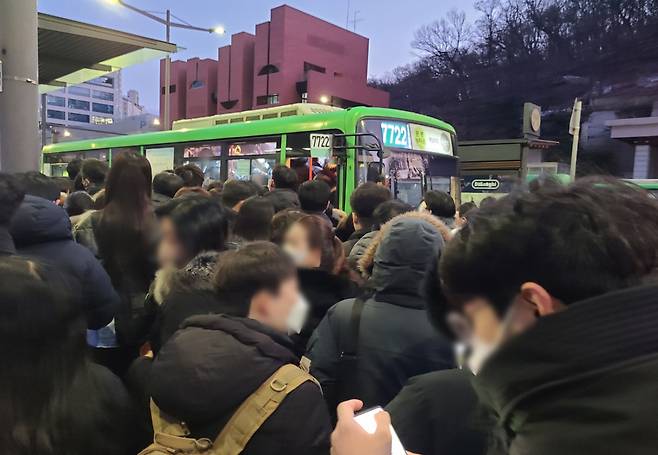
[160,5,389,127]
[46,72,122,127]
[121,89,146,118]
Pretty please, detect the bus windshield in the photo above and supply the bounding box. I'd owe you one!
[357,118,457,206]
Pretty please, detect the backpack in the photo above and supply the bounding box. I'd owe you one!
[138,363,320,455]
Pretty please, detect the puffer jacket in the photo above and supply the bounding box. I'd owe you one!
[149,251,221,353]
[307,212,455,411]
[149,314,332,455]
[10,195,118,330]
[347,230,377,269]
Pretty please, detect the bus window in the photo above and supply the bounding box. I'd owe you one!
[227,158,276,187]
[183,143,222,181]
[111,147,141,161]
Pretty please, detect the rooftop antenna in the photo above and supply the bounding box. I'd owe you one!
[352,9,363,32]
[346,0,350,28]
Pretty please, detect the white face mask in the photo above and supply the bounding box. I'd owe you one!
[466,337,498,375]
[283,244,309,268]
[286,295,310,335]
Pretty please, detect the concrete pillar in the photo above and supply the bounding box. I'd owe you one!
[0,0,40,172]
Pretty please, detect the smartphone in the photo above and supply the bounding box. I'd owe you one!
[354,407,407,455]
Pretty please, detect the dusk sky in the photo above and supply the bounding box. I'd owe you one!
[38,0,477,113]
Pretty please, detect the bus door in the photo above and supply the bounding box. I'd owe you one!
[285,131,346,208]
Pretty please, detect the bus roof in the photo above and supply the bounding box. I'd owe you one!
[43,106,456,154]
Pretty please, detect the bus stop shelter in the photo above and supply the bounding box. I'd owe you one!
[0,2,177,172]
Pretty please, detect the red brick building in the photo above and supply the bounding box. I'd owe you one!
[160,5,389,127]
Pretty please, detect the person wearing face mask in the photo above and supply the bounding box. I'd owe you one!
[426,177,658,455]
[148,196,229,353]
[147,242,332,455]
[283,215,358,354]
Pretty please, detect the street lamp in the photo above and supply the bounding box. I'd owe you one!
[108,0,225,130]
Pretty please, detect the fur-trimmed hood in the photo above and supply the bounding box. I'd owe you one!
[357,212,451,299]
[153,251,220,305]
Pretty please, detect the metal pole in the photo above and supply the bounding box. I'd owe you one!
[0,0,40,172]
[163,9,171,130]
[569,99,583,181]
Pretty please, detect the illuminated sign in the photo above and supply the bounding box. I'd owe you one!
[411,124,453,156]
[471,179,501,191]
[380,121,412,149]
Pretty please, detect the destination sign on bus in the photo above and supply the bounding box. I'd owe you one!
[380,121,412,149]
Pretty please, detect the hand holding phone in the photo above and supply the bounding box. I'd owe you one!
[354,407,407,455]
[331,400,407,455]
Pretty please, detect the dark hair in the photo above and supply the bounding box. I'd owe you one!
[459,201,477,217]
[153,172,184,198]
[424,191,456,218]
[438,177,658,319]
[97,154,155,294]
[479,196,496,208]
[52,176,73,194]
[174,186,210,199]
[16,171,60,201]
[272,165,299,191]
[174,164,205,188]
[295,215,346,275]
[206,180,224,192]
[233,196,275,242]
[0,174,25,226]
[66,158,83,181]
[373,199,414,228]
[160,196,228,260]
[221,180,259,209]
[350,182,392,226]
[0,257,137,454]
[81,159,109,185]
[298,180,331,212]
[214,242,296,316]
[64,191,94,217]
[271,209,305,245]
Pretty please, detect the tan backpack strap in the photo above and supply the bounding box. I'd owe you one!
[149,399,191,437]
[211,364,320,455]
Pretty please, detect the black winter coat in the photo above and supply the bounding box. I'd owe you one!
[10,196,118,329]
[474,284,658,455]
[307,216,454,410]
[263,188,300,213]
[149,314,332,455]
[386,369,487,455]
[295,268,357,353]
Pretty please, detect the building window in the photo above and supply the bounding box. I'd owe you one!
[68,86,91,97]
[92,90,114,101]
[256,94,279,106]
[68,99,90,111]
[47,95,66,107]
[257,64,280,76]
[68,113,90,123]
[301,92,308,103]
[92,103,114,115]
[304,62,327,74]
[190,80,205,89]
[91,116,114,125]
[161,84,177,95]
[47,109,65,120]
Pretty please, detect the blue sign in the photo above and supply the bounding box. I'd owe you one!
[380,121,412,149]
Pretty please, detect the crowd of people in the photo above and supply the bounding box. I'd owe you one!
[1,154,658,455]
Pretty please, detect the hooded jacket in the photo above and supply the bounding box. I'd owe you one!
[148,314,332,455]
[10,195,118,330]
[307,212,455,410]
[474,284,658,455]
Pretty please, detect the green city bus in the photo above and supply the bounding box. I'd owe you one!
[42,104,458,211]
